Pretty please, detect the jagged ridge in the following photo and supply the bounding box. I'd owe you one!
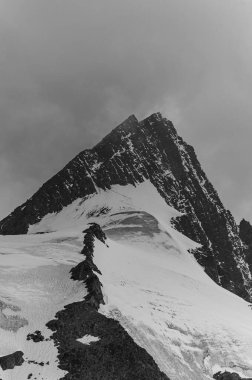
[70,223,107,309]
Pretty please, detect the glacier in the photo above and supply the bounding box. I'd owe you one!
[1,181,252,379]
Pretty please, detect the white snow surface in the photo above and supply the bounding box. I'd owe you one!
[77,335,100,345]
[1,181,252,379]
[28,181,182,234]
[0,231,85,380]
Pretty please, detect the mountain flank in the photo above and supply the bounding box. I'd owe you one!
[0,112,251,301]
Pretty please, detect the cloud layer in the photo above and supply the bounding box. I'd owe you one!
[0,0,252,221]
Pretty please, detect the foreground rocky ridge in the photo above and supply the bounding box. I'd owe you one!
[47,224,169,380]
[0,112,251,300]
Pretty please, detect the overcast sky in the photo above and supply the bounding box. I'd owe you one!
[0,0,252,222]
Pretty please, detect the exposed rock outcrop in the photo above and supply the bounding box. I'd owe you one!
[213,371,252,380]
[70,223,106,309]
[0,351,24,371]
[27,330,46,342]
[239,219,252,271]
[47,301,169,380]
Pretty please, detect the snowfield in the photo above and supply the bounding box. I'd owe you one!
[0,231,85,380]
[76,335,100,345]
[1,181,252,379]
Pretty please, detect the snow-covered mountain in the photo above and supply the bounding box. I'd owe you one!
[0,113,252,379]
[0,113,251,301]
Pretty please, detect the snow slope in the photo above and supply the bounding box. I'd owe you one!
[0,231,85,380]
[1,181,252,379]
[28,181,181,234]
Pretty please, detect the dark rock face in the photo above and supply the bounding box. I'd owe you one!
[239,219,252,271]
[0,112,251,300]
[239,219,252,246]
[47,302,169,380]
[0,351,24,371]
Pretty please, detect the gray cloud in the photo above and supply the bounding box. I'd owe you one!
[0,0,252,221]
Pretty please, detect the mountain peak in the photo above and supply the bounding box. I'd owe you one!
[95,112,175,151]
[115,113,139,130]
[143,111,163,121]
[141,111,172,124]
[0,113,251,302]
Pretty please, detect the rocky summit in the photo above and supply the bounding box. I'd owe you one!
[0,112,251,301]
